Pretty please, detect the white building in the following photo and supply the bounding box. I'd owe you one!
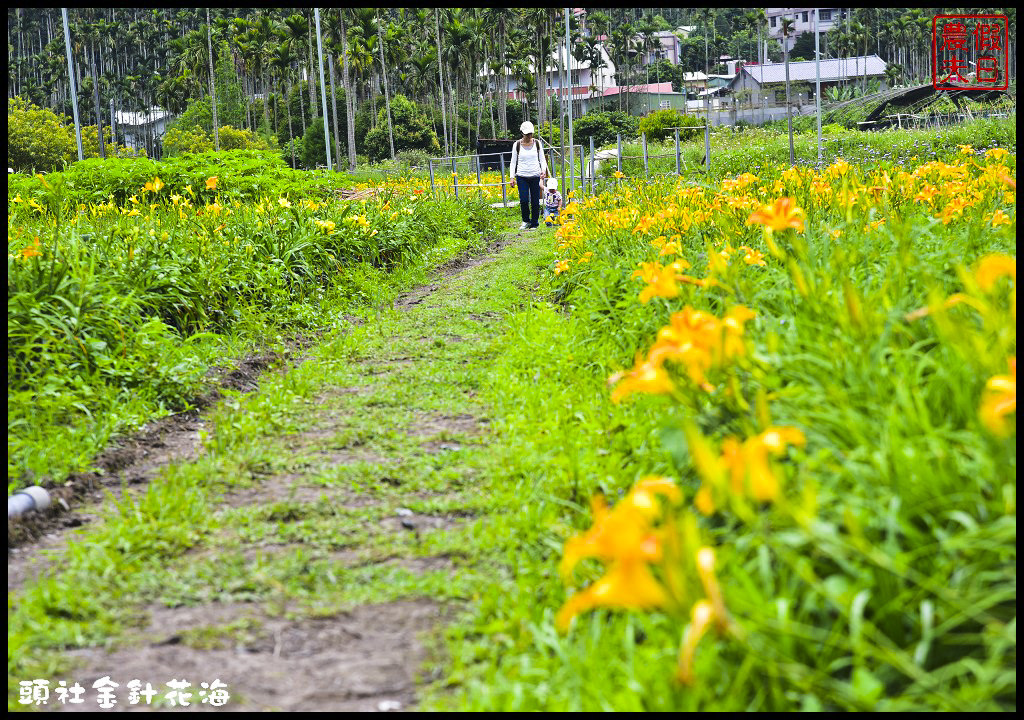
[636,30,685,66]
[765,8,850,52]
[485,43,618,115]
[114,107,174,153]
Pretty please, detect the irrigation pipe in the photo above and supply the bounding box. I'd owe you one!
[8,486,51,519]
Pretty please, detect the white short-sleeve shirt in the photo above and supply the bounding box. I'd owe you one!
[510,139,547,178]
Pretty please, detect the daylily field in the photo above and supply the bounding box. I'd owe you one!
[544,145,1015,706]
[8,121,1016,711]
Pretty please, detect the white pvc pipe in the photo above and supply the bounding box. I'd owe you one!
[8,486,51,519]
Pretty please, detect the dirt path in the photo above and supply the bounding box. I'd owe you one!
[10,231,528,712]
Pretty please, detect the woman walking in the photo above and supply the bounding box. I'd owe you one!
[509,121,548,230]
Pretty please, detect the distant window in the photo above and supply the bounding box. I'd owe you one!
[770,16,777,27]
[660,100,672,108]
[775,88,787,103]
[820,10,832,22]
[802,12,808,23]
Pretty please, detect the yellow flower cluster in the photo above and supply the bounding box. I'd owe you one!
[981,357,1016,437]
[609,305,756,399]
[687,425,806,514]
[557,476,730,684]
[550,154,1013,287]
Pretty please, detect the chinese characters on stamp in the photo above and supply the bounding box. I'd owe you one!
[932,14,1010,90]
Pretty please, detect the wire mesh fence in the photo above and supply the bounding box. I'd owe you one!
[427,123,720,203]
[427,145,587,205]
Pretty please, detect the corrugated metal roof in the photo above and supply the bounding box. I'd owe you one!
[740,55,886,85]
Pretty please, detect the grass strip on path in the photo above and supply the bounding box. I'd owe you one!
[8,214,563,711]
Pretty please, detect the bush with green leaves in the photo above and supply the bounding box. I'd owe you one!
[80,125,144,160]
[364,95,441,163]
[573,110,641,148]
[7,96,77,173]
[638,108,703,142]
[164,124,276,157]
[163,124,215,155]
[301,116,331,169]
[6,150,354,208]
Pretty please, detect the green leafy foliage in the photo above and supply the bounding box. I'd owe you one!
[7,97,76,173]
[7,150,350,208]
[164,123,277,156]
[162,124,215,155]
[572,110,641,147]
[638,108,703,142]
[364,95,441,163]
[300,116,330,169]
[80,125,144,160]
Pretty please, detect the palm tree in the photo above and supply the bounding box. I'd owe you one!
[283,13,309,135]
[252,14,275,132]
[271,39,298,166]
[338,8,356,171]
[434,8,449,156]
[322,12,343,166]
[743,10,766,66]
[487,8,514,135]
[205,8,218,150]
[407,43,436,107]
[376,12,397,160]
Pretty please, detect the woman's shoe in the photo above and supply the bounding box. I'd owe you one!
[520,221,530,230]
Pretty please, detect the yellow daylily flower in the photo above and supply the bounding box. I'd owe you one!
[980,358,1016,437]
[746,197,805,233]
[608,352,675,403]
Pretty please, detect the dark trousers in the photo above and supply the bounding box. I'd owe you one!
[516,175,541,227]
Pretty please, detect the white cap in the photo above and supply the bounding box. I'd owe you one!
[546,178,558,189]
[520,121,535,135]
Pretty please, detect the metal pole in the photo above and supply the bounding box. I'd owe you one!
[674,127,681,177]
[579,145,584,198]
[565,8,575,197]
[814,8,822,165]
[452,158,458,199]
[62,8,84,162]
[314,8,332,172]
[704,117,711,176]
[616,133,622,174]
[589,136,595,196]
[500,154,507,206]
[559,36,566,196]
[476,155,483,199]
[110,98,116,150]
[642,132,648,179]
[428,158,436,196]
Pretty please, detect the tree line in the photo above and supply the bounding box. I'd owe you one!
[7,8,1017,168]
